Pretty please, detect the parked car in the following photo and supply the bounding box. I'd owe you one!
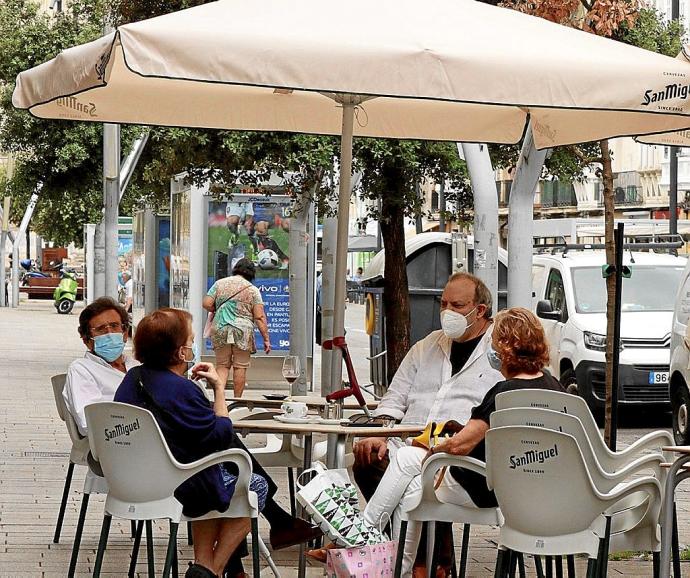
[533,249,686,415]
[668,258,690,443]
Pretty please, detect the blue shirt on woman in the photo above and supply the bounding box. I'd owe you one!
[115,366,235,518]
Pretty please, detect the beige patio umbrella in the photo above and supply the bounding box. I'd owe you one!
[13,0,690,390]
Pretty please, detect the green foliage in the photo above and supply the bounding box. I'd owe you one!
[0,0,144,245]
[616,8,684,57]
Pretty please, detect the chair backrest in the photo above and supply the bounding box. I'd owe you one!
[85,401,195,503]
[495,389,604,448]
[51,374,85,444]
[486,425,606,542]
[491,408,605,481]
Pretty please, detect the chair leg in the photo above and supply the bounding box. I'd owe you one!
[287,467,297,518]
[53,461,75,544]
[534,556,545,578]
[585,558,597,578]
[517,553,526,578]
[672,504,681,578]
[187,520,194,546]
[566,556,575,578]
[493,549,507,578]
[394,520,408,578]
[652,551,660,578]
[92,514,112,578]
[146,520,155,577]
[597,517,611,578]
[459,524,470,578]
[251,517,261,578]
[131,520,137,539]
[162,521,179,578]
[259,536,281,578]
[428,522,440,578]
[128,521,144,578]
[508,550,518,578]
[555,556,563,578]
[173,531,179,578]
[545,556,553,578]
[68,492,90,578]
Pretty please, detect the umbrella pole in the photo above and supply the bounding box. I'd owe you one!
[329,101,356,396]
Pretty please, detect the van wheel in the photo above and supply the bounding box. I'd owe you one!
[561,368,578,396]
[672,385,690,445]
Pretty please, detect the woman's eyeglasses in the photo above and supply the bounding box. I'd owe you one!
[90,322,125,336]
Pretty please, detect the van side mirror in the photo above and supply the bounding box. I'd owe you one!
[536,300,562,321]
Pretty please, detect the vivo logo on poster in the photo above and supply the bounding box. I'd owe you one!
[257,284,280,293]
[641,83,690,106]
[509,444,559,469]
[104,418,141,442]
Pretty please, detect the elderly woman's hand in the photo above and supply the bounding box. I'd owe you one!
[191,362,224,390]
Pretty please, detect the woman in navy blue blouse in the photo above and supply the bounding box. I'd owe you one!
[116,308,268,578]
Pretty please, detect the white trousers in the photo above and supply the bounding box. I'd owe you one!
[362,446,473,577]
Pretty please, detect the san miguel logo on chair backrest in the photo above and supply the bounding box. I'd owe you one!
[509,443,559,470]
[104,418,141,442]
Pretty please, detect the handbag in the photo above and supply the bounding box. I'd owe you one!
[410,420,463,489]
[326,512,396,578]
[296,462,387,547]
[203,285,250,339]
[326,539,398,578]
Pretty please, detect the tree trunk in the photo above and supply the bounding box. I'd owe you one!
[601,139,616,445]
[380,186,411,383]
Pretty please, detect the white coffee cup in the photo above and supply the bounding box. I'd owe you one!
[281,401,308,419]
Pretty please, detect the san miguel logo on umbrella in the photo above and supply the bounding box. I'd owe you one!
[641,81,690,108]
[55,96,97,118]
[509,444,559,470]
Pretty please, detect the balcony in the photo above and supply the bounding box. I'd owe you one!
[540,181,578,209]
[596,186,643,207]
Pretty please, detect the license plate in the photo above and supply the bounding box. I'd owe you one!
[649,371,669,385]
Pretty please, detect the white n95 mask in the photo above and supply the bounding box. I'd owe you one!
[440,307,476,340]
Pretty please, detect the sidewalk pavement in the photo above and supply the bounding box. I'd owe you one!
[0,300,684,576]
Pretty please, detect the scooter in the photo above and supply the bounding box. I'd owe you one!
[53,269,78,314]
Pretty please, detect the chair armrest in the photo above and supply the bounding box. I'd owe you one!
[173,448,253,492]
[599,475,662,527]
[610,430,673,463]
[418,453,486,504]
[595,453,664,492]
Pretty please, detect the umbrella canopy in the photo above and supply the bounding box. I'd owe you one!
[13,0,690,149]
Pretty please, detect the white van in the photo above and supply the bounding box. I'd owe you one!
[532,249,686,414]
[669,260,690,443]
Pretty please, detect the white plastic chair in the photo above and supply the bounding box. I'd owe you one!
[494,389,673,468]
[85,402,272,578]
[485,425,661,578]
[393,453,504,578]
[491,407,663,570]
[51,374,112,577]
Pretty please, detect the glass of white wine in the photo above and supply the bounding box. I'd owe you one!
[282,355,301,386]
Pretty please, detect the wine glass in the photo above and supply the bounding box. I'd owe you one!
[282,355,301,385]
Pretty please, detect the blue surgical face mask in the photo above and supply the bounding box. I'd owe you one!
[93,332,125,363]
[486,346,502,371]
[182,343,200,373]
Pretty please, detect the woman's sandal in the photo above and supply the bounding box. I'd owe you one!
[305,542,338,564]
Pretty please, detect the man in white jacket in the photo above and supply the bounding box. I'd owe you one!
[353,272,502,496]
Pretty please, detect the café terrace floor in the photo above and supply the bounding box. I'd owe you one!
[0,300,684,576]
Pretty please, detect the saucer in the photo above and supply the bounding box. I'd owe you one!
[315,417,344,425]
[264,394,289,401]
[274,414,315,424]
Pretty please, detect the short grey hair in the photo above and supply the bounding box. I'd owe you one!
[447,272,493,318]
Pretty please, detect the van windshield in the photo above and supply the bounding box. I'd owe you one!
[571,266,685,314]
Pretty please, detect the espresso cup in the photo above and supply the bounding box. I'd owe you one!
[281,401,308,418]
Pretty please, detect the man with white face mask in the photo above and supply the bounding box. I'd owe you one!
[63,297,139,436]
[353,273,502,496]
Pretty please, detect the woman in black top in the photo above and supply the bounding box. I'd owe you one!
[359,307,564,577]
